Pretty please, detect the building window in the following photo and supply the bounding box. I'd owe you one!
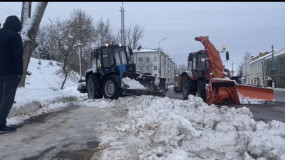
[154,66,157,70]
[139,57,143,62]
[154,74,157,76]
[146,57,150,62]
[154,57,157,62]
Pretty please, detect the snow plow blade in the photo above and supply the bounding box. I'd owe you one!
[206,78,274,104]
[235,85,275,102]
[122,72,166,96]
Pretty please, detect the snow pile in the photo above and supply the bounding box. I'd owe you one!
[8,58,84,125]
[274,88,285,92]
[76,95,285,160]
[122,77,146,89]
[4,57,285,159]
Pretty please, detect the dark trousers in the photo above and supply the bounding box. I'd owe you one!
[0,75,21,127]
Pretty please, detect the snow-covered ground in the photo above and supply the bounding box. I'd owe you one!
[274,87,285,92]
[3,58,285,160]
[8,58,85,126]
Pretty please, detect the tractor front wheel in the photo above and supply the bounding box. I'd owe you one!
[87,74,103,99]
[182,75,196,100]
[103,75,121,99]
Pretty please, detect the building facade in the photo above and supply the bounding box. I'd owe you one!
[133,48,176,85]
[241,48,285,88]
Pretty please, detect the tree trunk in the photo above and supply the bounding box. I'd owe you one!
[21,2,31,25]
[60,55,69,90]
[19,2,48,87]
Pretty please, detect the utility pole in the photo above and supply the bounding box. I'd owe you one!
[75,40,83,81]
[120,2,125,46]
[271,45,275,88]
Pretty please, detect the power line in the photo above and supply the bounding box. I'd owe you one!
[0,10,10,18]
[0,3,20,14]
[0,5,16,15]
[0,12,7,18]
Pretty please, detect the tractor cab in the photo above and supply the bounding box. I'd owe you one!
[187,51,209,80]
[91,42,135,78]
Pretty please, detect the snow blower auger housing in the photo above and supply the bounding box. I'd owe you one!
[179,36,274,104]
[77,42,166,99]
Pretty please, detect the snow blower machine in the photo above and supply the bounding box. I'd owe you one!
[77,42,166,99]
[179,36,274,104]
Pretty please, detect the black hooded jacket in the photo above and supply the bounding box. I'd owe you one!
[0,15,23,76]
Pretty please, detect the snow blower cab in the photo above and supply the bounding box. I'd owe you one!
[78,42,166,99]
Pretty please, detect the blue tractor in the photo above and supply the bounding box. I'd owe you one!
[78,42,166,99]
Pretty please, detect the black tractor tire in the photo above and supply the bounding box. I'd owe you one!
[182,75,196,100]
[103,75,122,99]
[174,87,178,93]
[197,80,206,102]
[87,74,103,99]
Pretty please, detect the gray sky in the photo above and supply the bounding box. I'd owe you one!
[1,2,285,72]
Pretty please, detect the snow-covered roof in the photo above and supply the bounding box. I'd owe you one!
[249,48,285,64]
[133,48,158,53]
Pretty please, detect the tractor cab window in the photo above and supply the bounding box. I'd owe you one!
[188,61,193,71]
[188,53,193,71]
[91,51,97,70]
[125,47,132,63]
[114,47,128,65]
[97,55,101,68]
[102,48,113,68]
[193,57,196,70]
[197,53,207,70]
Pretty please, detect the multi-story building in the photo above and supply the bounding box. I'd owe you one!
[241,48,285,88]
[133,48,176,85]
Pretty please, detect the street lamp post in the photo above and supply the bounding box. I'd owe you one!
[158,37,169,77]
[75,40,83,81]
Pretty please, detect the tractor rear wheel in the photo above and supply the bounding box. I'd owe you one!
[103,75,122,99]
[87,74,103,99]
[182,75,196,100]
[197,80,206,102]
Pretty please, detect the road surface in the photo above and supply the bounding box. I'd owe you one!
[0,105,115,160]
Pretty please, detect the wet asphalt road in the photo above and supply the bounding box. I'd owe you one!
[166,87,285,123]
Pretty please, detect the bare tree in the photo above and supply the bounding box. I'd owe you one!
[178,63,187,74]
[243,51,252,62]
[21,2,31,24]
[68,9,96,76]
[38,9,96,89]
[46,18,77,89]
[236,51,252,77]
[95,19,115,46]
[126,24,144,50]
[236,62,243,77]
[20,2,48,87]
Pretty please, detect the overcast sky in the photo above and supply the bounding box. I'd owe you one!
[1,2,285,72]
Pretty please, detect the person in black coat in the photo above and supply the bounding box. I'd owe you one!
[0,15,23,133]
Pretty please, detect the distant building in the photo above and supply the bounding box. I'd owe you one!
[241,48,285,88]
[133,48,176,85]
